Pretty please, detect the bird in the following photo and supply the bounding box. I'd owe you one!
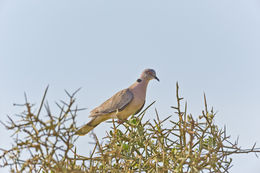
[75,69,159,136]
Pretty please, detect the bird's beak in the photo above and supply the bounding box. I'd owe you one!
[154,76,160,82]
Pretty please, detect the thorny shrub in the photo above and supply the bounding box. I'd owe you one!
[0,83,259,173]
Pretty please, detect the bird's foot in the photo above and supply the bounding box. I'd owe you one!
[117,119,126,124]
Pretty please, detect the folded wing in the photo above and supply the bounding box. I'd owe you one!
[89,89,134,117]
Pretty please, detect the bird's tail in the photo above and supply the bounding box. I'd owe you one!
[75,117,99,136]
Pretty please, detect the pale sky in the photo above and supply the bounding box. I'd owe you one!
[0,0,260,172]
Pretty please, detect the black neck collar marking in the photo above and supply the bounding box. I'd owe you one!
[137,79,142,83]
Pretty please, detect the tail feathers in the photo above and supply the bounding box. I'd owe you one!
[76,118,98,136]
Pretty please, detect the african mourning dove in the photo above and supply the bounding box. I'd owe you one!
[76,69,159,136]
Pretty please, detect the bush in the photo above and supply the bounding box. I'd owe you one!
[1,83,259,173]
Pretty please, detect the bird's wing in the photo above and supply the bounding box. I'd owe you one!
[89,88,134,117]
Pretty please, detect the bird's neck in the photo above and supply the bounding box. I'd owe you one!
[129,78,150,97]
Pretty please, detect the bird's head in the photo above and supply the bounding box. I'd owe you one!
[140,69,159,82]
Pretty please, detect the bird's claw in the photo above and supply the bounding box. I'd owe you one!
[117,119,126,124]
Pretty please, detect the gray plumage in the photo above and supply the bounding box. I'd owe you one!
[76,68,159,136]
[89,89,133,117]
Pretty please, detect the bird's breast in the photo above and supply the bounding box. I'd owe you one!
[116,91,145,120]
[115,80,148,120]
[116,99,144,120]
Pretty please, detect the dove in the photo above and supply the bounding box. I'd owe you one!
[76,69,159,136]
